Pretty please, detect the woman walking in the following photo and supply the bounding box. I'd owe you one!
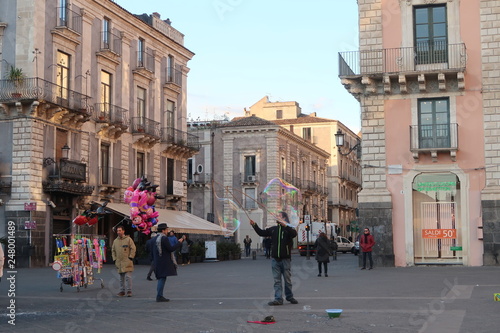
[314,232,331,277]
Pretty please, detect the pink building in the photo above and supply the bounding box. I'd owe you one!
[339,0,498,266]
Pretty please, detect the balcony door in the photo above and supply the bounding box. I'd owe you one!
[418,98,450,149]
[414,5,448,65]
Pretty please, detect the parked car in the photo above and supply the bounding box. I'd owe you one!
[336,236,358,255]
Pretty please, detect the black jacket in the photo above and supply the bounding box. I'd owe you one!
[252,223,297,259]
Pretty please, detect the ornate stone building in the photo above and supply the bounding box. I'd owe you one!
[339,0,496,266]
[0,0,198,267]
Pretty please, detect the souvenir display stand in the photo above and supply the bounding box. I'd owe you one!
[53,234,106,292]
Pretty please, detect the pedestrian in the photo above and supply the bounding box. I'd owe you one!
[180,234,192,265]
[314,232,331,277]
[111,225,136,297]
[243,235,252,257]
[263,236,272,259]
[0,243,4,282]
[146,232,157,281]
[150,222,184,302]
[360,227,375,270]
[167,230,179,268]
[250,211,298,306]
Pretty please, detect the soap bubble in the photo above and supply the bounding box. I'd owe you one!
[215,196,241,236]
[261,178,302,227]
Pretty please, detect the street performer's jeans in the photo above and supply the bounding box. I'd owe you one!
[362,251,373,269]
[271,258,293,302]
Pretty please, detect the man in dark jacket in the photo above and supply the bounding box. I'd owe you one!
[250,211,298,306]
[150,222,183,302]
[360,227,375,270]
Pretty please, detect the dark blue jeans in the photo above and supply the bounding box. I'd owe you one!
[362,251,373,268]
[156,277,166,298]
[271,258,293,302]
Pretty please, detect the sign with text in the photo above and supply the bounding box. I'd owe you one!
[173,180,184,196]
[24,221,37,229]
[422,229,457,239]
[24,202,37,211]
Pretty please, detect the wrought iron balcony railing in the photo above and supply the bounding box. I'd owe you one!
[94,103,129,125]
[339,43,466,77]
[136,51,155,72]
[99,166,122,188]
[131,117,161,137]
[410,123,458,151]
[56,6,82,34]
[161,127,200,151]
[100,31,122,55]
[165,65,182,86]
[0,77,91,112]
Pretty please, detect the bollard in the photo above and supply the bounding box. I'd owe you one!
[332,251,337,260]
[252,250,257,260]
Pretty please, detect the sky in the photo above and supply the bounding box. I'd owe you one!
[118,0,361,132]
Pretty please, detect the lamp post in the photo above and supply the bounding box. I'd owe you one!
[335,129,361,159]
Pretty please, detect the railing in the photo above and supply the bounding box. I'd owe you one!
[56,6,82,34]
[165,65,182,86]
[100,31,122,55]
[0,77,91,112]
[161,127,200,151]
[99,166,122,187]
[241,173,259,183]
[338,43,466,76]
[188,172,212,185]
[136,51,155,73]
[94,103,129,125]
[410,123,458,151]
[131,117,161,137]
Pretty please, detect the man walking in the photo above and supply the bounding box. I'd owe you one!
[150,222,184,302]
[250,211,298,306]
[243,235,252,257]
[111,225,136,297]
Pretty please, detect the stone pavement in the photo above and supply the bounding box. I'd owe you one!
[0,251,499,333]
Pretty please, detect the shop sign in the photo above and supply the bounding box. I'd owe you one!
[422,229,457,239]
[416,181,456,192]
[60,159,87,181]
[450,246,462,251]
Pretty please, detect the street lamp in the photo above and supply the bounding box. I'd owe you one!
[61,144,70,160]
[335,129,361,159]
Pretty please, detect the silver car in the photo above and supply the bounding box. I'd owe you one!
[336,236,359,255]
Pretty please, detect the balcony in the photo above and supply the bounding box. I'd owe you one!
[187,172,212,187]
[133,51,155,80]
[131,117,161,148]
[99,166,122,194]
[0,77,92,127]
[43,159,94,196]
[94,103,129,139]
[241,173,259,184]
[338,43,466,97]
[52,7,82,45]
[164,65,182,94]
[96,31,122,64]
[410,123,458,162]
[161,127,200,158]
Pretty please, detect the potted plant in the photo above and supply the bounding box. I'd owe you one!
[6,65,26,98]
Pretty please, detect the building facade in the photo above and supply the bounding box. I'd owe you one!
[245,96,362,239]
[0,0,198,267]
[339,0,495,266]
[187,116,329,249]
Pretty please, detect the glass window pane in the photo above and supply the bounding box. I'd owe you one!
[415,8,428,24]
[416,25,429,39]
[433,6,446,22]
[433,23,447,38]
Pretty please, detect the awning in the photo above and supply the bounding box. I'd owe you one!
[106,203,226,235]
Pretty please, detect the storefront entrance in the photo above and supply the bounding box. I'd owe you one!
[412,173,463,264]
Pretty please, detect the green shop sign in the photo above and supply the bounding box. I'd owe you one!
[450,246,462,251]
[416,181,456,192]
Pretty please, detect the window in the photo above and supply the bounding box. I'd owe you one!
[244,155,256,181]
[100,71,111,114]
[166,158,174,195]
[187,202,192,213]
[167,55,174,82]
[56,51,70,100]
[414,5,448,64]
[276,109,283,119]
[281,157,286,179]
[137,152,145,179]
[138,38,145,67]
[245,188,256,209]
[291,161,296,183]
[101,143,110,184]
[58,0,68,26]
[165,100,175,139]
[302,127,312,141]
[187,159,193,184]
[103,18,111,49]
[418,98,450,149]
[137,86,146,123]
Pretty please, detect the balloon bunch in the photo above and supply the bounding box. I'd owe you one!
[72,202,109,227]
[123,176,161,235]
